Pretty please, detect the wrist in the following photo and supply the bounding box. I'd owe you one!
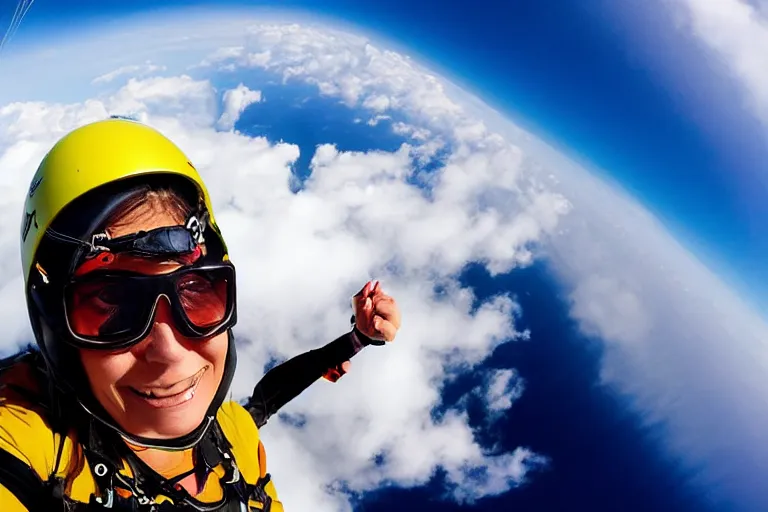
[350,315,386,346]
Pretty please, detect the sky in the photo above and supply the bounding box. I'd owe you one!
[6,0,768,312]
[0,1,767,512]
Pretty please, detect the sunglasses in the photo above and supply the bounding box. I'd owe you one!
[58,263,237,350]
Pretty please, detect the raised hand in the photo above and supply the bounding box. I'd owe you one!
[321,280,402,383]
[352,280,401,342]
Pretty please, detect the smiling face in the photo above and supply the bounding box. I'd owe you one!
[76,191,229,440]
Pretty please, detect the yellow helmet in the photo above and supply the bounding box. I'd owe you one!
[20,117,223,287]
[20,117,238,450]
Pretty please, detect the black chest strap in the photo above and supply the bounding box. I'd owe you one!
[0,416,274,511]
[0,446,62,511]
[81,417,271,511]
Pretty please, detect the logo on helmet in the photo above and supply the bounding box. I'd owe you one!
[21,210,37,242]
[28,175,43,198]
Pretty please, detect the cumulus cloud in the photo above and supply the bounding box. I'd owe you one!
[485,369,526,416]
[193,20,768,511]
[671,0,768,126]
[3,14,767,512]
[366,114,390,126]
[0,29,561,512]
[216,83,262,131]
[198,23,467,132]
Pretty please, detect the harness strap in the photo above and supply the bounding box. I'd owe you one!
[0,447,58,511]
[81,416,260,511]
[0,386,272,511]
[0,446,275,512]
[247,475,274,511]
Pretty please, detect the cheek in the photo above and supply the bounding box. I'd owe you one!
[79,349,135,390]
[194,333,229,377]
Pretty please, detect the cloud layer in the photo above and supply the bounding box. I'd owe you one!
[178,20,768,511]
[672,0,768,128]
[1,13,767,512]
[0,22,564,512]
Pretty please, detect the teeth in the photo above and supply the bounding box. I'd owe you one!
[131,368,206,399]
[135,388,172,398]
[136,379,197,399]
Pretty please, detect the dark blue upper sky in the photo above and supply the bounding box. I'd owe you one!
[8,0,767,312]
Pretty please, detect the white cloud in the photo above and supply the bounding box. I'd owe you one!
[198,23,465,128]
[92,60,167,84]
[187,20,768,511]
[523,131,768,511]
[0,37,557,512]
[366,114,390,126]
[485,369,526,415]
[109,75,218,127]
[671,0,768,126]
[196,45,245,68]
[216,83,262,131]
[3,13,768,512]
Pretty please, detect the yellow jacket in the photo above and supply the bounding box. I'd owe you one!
[0,355,284,511]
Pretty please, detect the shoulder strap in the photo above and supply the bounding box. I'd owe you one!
[0,447,56,511]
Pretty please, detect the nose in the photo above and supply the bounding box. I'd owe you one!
[134,296,187,364]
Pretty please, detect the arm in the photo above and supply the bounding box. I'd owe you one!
[244,326,375,428]
[246,279,401,428]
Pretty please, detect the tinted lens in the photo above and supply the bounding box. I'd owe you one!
[64,265,234,344]
[65,278,150,339]
[176,267,231,329]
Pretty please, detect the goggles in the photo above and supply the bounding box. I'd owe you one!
[33,217,237,351]
[61,262,236,350]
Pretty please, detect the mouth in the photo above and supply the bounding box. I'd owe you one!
[127,367,208,409]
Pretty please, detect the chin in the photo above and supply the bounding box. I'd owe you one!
[120,391,216,440]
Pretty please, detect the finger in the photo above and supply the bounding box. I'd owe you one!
[373,317,398,342]
[322,367,341,383]
[372,294,394,307]
[372,297,396,319]
[354,280,373,299]
[373,300,401,328]
[322,361,351,383]
[352,282,373,311]
[355,280,379,305]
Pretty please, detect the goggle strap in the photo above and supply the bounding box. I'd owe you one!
[45,210,208,258]
[94,226,198,257]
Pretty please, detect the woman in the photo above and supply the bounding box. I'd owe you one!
[0,118,401,511]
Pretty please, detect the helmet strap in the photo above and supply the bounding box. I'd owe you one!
[76,329,238,452]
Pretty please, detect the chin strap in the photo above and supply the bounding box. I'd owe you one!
[59,327,238,453]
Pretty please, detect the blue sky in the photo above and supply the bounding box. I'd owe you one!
[8,0,767,312]
[1,1,764,510]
